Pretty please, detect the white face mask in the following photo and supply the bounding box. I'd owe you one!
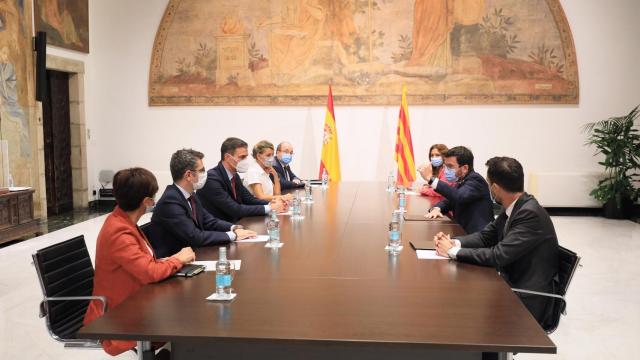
[263,156,275,168]
[193,171,207,190]
[236,158,251,173]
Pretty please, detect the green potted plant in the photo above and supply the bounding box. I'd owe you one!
[583,105,640,219]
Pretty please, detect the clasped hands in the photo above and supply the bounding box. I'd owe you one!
[433,231,455,258]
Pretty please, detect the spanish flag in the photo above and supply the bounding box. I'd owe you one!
[319,85,341,181]
[395,85,416,187]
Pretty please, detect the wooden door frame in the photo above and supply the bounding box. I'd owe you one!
[35,55,89,217]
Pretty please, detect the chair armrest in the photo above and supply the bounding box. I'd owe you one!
[40,296,108,318]
[511,288,564,300]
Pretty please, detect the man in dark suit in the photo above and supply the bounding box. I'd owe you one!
[198,137,287,223]
[148,149,257,258]
[434,156,559,327]
[273,141,304,190]
[419,146,494,233]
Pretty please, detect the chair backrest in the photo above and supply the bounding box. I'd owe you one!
[98,170,114,187]
[32,235,94,340]
[543,245,580,333]
[557,245,580,297]
[139,222,152,241]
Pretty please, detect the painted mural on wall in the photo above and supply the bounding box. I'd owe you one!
[149,0,578,106]
[35,0,89,53]
[0,0,37,189]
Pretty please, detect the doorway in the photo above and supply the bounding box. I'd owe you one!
[42,70,73,215]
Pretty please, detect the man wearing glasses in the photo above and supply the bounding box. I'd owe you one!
[273,141,305,189]
[148,148,256,258]
[418,146,494,234]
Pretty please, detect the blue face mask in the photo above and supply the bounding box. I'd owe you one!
[281,153,293,165]
[444,166,458,182]
[431,156,443,167]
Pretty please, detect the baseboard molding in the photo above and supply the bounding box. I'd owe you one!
[545,205,640,222]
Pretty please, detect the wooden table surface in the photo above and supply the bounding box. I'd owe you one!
[79,182,555,355]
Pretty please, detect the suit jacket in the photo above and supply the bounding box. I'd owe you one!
[433,170,494,233]
[148,184,234,258]
[197,162,269,223]
[456,193,559,325]
[272,159,304,190]
[84,206,182,355]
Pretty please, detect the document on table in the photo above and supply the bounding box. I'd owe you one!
[416,250,449,260]
[235,235,269,243]
[191,260,242,271]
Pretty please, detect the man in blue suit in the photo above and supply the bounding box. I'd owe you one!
[148,149,257,258]
[419,146,494,234]
[272,141,305,190]
[198,137,287,223]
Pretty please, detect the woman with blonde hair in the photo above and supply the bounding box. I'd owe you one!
[241,140,293,201]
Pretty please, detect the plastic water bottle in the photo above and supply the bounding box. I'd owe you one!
[216,247,232,296]
[266,210,280,247]
[386,171,395,192]
[321,168,329,188]
[388,211,402,254]
[397,186,407,212]
[304,180,313,202]
[7,173,13,187]
[291,191,303,219]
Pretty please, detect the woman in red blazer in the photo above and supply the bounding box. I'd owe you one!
[420,144,454,201]
[83,168,195,357]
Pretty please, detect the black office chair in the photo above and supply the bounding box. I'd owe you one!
[32,235,107,349]
[139,222,152,239]
[512,245,581,334]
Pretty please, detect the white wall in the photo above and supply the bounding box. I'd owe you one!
[51,0,640,206]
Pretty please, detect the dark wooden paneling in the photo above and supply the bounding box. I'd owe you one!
[43,70,73,215]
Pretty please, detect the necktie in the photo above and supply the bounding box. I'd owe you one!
[188,196,198,222]
[284,165,290,181]
[231,176,238,200]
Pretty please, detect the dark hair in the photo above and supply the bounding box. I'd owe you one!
[113,168,158,211]
[429,144,448,159]
[220,137,248,161]
[485,157,524,193]
[170,149,204,181]
[444,146,474,171]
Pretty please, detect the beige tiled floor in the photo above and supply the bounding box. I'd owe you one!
[1,214,637,359]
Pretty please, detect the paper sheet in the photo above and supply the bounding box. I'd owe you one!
[416,250,449,260]
[404,190,420,196]
[191,260,242,271]
[235,235,269,243]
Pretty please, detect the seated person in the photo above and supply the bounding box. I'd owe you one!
[273,141,305,189]
[83,167,195,357]
[434,157,559,327]
[241,140,293,201]
[419,143,454,202]
[198,137,287,223]
[418,146,493,233]
[148,149,256,258]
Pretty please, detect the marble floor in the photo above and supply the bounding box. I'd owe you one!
[0,214,637,360]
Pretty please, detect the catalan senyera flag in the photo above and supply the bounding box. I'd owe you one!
[319,85,341,181]
[395,85,416,187]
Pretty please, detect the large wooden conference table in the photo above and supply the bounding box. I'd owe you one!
[79,182,555,359]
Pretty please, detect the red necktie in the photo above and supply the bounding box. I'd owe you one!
[188,196,198,221]
[231,177,238,200]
